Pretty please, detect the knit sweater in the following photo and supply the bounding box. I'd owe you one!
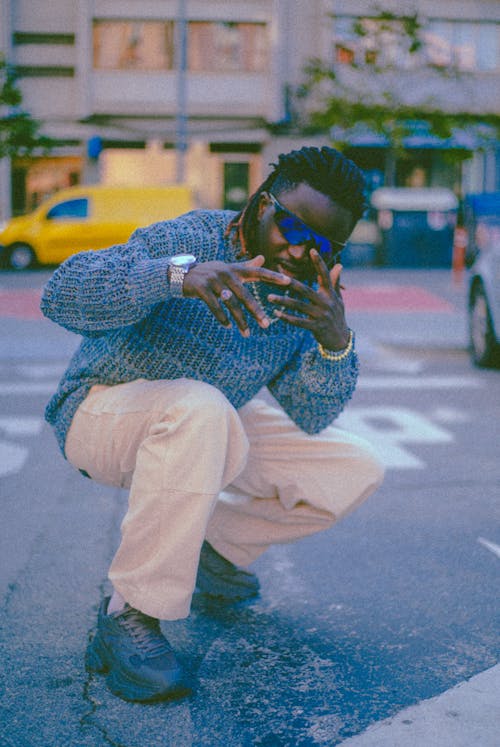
[40,209,359,455]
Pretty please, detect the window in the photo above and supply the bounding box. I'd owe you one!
[46,199,88,220]
[425,20,499,71]
[333,16,416,69]
[188,22,268,72]
[333,16,500,72]
[93,21,174,70]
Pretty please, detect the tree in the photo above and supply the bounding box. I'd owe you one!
[296,10,500,157]
[0,55,54,158]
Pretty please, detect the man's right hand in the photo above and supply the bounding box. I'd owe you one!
[182,255,291,336]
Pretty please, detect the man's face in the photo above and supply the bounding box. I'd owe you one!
[254,183,355,282]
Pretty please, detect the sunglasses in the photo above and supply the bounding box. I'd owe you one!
[268,192,346,264]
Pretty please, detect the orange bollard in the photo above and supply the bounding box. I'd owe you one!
[452,226,468,285]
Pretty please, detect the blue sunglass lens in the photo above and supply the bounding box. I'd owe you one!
[315,236,333,256]
[277,214,312,244]
[274,202,336,259]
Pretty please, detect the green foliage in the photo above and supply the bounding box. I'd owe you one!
[297,10,500,153]
[0,55,54,158]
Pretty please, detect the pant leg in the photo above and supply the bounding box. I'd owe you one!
[65,378,249,619]
[205,396,385,567]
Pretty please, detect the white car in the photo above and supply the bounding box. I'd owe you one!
[468,216,500,368]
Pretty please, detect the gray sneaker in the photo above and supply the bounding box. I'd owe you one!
[196,541,260,601]
[85,597,190,702]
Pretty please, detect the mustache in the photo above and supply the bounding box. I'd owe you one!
[278,260,316,281]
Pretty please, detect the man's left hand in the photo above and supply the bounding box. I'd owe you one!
[267,248,350,351]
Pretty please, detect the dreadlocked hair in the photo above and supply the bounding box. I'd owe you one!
[228,145,367,257]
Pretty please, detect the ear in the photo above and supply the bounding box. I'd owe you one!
[257,191,270,219]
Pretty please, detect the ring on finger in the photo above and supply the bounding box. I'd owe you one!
[220,289,233,302]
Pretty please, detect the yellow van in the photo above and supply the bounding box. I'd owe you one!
[0,184,194,270]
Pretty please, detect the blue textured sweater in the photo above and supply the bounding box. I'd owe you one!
[40,209,359,455]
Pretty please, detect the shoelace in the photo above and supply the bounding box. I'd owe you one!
[118,606,171,658]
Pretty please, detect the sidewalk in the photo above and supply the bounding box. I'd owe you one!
[338,663,500,747]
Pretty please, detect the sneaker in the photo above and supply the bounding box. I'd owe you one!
[85,597,190,702]
[196,541,260,602]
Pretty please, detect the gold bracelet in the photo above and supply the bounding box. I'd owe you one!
[318,330,354,361]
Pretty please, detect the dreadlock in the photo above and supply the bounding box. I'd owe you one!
[228,146,367,257]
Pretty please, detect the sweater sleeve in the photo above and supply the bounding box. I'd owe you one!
[40,211,221,336]
[267,334,360,434]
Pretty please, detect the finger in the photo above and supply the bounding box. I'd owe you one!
[242,254,265,268]
[285,277,318,301]
[214,287,251,336]
[309,248,332,290]
[223,278,272,329]
[198,288,232,328]
[267,293,322,319]
[272,308,315,329]
[329,263,343,293]
[235,258,291,287]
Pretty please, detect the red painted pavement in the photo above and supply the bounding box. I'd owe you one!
[342,284,455,312]
[0,284,455,320]
[0,289,43,319]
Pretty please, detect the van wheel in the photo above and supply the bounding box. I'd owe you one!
[469,283,500,368]
[5,243,36,270]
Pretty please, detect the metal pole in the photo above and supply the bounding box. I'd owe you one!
[0,0,13,220]
[175,0,188,184]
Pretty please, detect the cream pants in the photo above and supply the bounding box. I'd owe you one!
[65,378,384,620]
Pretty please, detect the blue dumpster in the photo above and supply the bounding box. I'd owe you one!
[371,187,458,267]
[464,192,500,266]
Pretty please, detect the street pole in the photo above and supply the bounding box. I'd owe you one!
[0,0,13,220]
[175,0,188,184]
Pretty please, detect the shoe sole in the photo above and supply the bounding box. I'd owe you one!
[86,634,191,703]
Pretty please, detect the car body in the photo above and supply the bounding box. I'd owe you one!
[467,214,500,368]
[0,184,194,270]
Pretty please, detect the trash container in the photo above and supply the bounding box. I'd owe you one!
[342,218,381,267]
[371,187,458,267]
[463,192,500,267]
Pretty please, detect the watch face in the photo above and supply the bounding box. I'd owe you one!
[170,254,196,267]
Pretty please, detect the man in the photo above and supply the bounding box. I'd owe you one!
[41,145,384,703]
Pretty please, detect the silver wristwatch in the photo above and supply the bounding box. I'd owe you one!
[167,254,197,297]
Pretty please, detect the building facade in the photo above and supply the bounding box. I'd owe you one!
[1,0,499,221]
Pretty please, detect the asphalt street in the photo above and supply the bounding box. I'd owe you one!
[0,267,499,746]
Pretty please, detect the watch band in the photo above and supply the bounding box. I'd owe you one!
[168,264,189,297]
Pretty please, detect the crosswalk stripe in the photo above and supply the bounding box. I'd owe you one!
[0,382,58,394]
[358,375,483,389]
[0,375,484,395]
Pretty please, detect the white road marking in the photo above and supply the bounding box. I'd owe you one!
[358,375,482,389]
[431,407,470,424]
[478,537,500,560]
[0,441,30,478]
[0,382,57,395]
[370,351,425,374]
[0,375,482,396]
[337,406,454,469]
[16,363,66,378]
[0,417,44,477]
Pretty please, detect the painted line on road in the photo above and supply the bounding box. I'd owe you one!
[358,376,483,389]
[0,375,484,395]
[0,382,59,394]
[337,406,454,469]
[0,416,44,477]
[478,537,500,560]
